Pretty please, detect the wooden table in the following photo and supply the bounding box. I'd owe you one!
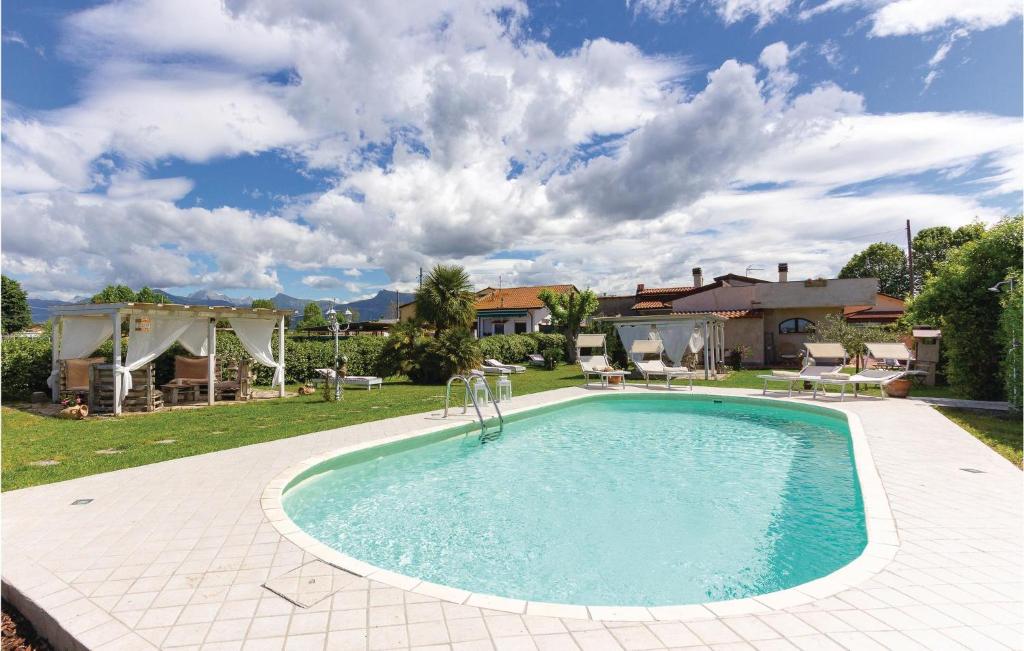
[162,380,201,405]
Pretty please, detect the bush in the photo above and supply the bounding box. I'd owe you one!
[478,334,537,363]
[906,216,1023,400]
[1,335,53,398]
[527,333,567,357]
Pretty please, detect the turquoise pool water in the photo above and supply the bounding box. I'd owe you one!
[283,395,866,606]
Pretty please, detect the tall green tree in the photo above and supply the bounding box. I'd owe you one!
[299,302,327,329]
[538,288,599,361]
[905,216,1023,400]
[134,286,166,304]
[1,275,32,334]
[839,242,909,297]
[415,265,477,332]
[911,224,984,292]
[90,285,137,303]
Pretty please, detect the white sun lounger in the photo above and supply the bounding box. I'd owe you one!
[527,353,545,366]
[314,369,383,390]
[484,358,526,373]
[757,365,844,397]
[812,368,904,401]
[629,340,695,389]
[476,365,511,375]
[576,333,627,389]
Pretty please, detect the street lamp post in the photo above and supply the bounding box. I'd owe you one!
[326,302,354,401]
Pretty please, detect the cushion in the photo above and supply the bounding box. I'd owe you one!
[771,370,800,377]
[820,372,851,381]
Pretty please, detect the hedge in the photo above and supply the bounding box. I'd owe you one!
[1,331,566,399]
[1,333,389,399]
[477,333,567,364]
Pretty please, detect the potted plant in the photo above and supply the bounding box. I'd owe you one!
[883,377,912,398]
[727,344,751,371]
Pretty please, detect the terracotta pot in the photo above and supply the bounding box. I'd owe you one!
[298,385,316,395]
[608,375,623,385]
[58,405,88,420]
[884,378,912,398]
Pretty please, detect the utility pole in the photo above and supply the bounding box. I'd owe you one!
[906,219,915,297]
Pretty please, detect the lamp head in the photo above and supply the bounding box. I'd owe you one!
[344,308,353,320]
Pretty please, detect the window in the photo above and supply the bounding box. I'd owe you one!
[514,322,527,334]
[779,318,814,334]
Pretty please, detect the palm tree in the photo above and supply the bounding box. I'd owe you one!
[415,264,477,332]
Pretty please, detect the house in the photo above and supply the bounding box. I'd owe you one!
[620,264,880,365]
[398,284,577,337]
[844,293,906,325]
[475,284,575,336]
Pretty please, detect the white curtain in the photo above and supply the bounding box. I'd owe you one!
[654,320,703,365]
[614,324,654,359]
[120,314,196,399]
[178,320,210,356]
[46,317,114,388]
[230,317,284,387]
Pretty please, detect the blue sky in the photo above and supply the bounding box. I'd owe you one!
[2,0,1021,301]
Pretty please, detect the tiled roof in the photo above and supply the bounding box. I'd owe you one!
[636,285,693,296]
[632,300,672,310]
[669,309,763,319]
[474,284,575,310]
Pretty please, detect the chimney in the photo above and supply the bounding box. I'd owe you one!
[692,267,703,287]
[636,283,645,294]
[778,263,788,283]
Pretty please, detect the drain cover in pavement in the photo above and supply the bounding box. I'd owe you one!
[262,560,358,608]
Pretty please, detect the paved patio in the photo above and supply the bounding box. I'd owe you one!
[3,386,1021,651]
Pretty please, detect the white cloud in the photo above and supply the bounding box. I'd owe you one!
[801,0,1022,37]
[2,0,1020,300]
[628,0,792,26]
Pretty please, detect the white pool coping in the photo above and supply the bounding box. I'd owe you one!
[260,390,899,622]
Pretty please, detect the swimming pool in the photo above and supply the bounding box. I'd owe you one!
[280,394,867,607]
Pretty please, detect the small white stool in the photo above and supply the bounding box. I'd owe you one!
[496,376,512,402]
[471,375,490,405]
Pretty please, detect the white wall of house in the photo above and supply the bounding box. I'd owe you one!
[479,307,552,336]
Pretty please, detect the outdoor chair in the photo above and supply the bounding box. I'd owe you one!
[527,353,545,366]
[757,365,844,397]
[60,356,105,395]
[483,358,526,373]
[812,368,905,401]
[629,340,694,389]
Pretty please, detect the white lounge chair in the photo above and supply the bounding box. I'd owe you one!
[812,368,904,401]
[476,365,511,375]
[527,353,545,366]
[576,334,627,389]
[483,358,526,373]
[864,342,914,370]
[314,368,383,390]
[629,340,694,389]
[757,364,845,397]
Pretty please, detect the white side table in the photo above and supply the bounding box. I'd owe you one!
[496,376,512,402]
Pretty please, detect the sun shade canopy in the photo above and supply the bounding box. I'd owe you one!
[804,343,847,359]
[865,342,912,360]
[629,340,664,354]
[575,334,607,349]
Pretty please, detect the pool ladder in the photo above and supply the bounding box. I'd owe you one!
[444,373,504,441]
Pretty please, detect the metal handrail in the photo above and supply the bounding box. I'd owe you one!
[443,374,504,436]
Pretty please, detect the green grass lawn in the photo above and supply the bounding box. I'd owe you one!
[937,407,1023,468]
[0,365,969,491]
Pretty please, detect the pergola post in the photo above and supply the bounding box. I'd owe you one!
[702,320,710,380]
[112,310,123,416]
[277,314,286,397]
[50,317,61,402]
[207,318,217,406]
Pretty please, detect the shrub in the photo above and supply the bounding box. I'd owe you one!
[997,270,1022,411]
[478,334,537,363]
[906,216,1023,400]
[1,335,53,398]
[526,333,567,357]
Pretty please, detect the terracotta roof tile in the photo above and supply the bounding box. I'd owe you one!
[636,286,694,296]
[669,309,763,319]
[474,285,575,310]
[632,300,672,310]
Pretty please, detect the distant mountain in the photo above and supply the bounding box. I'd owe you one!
[28,298,76,324]
[270,290,402,321]
[26,289,403,324]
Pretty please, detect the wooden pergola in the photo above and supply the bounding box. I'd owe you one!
[49,302,292,415]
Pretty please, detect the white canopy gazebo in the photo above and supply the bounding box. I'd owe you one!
[594,314,727,380]
[48,302,291,414]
